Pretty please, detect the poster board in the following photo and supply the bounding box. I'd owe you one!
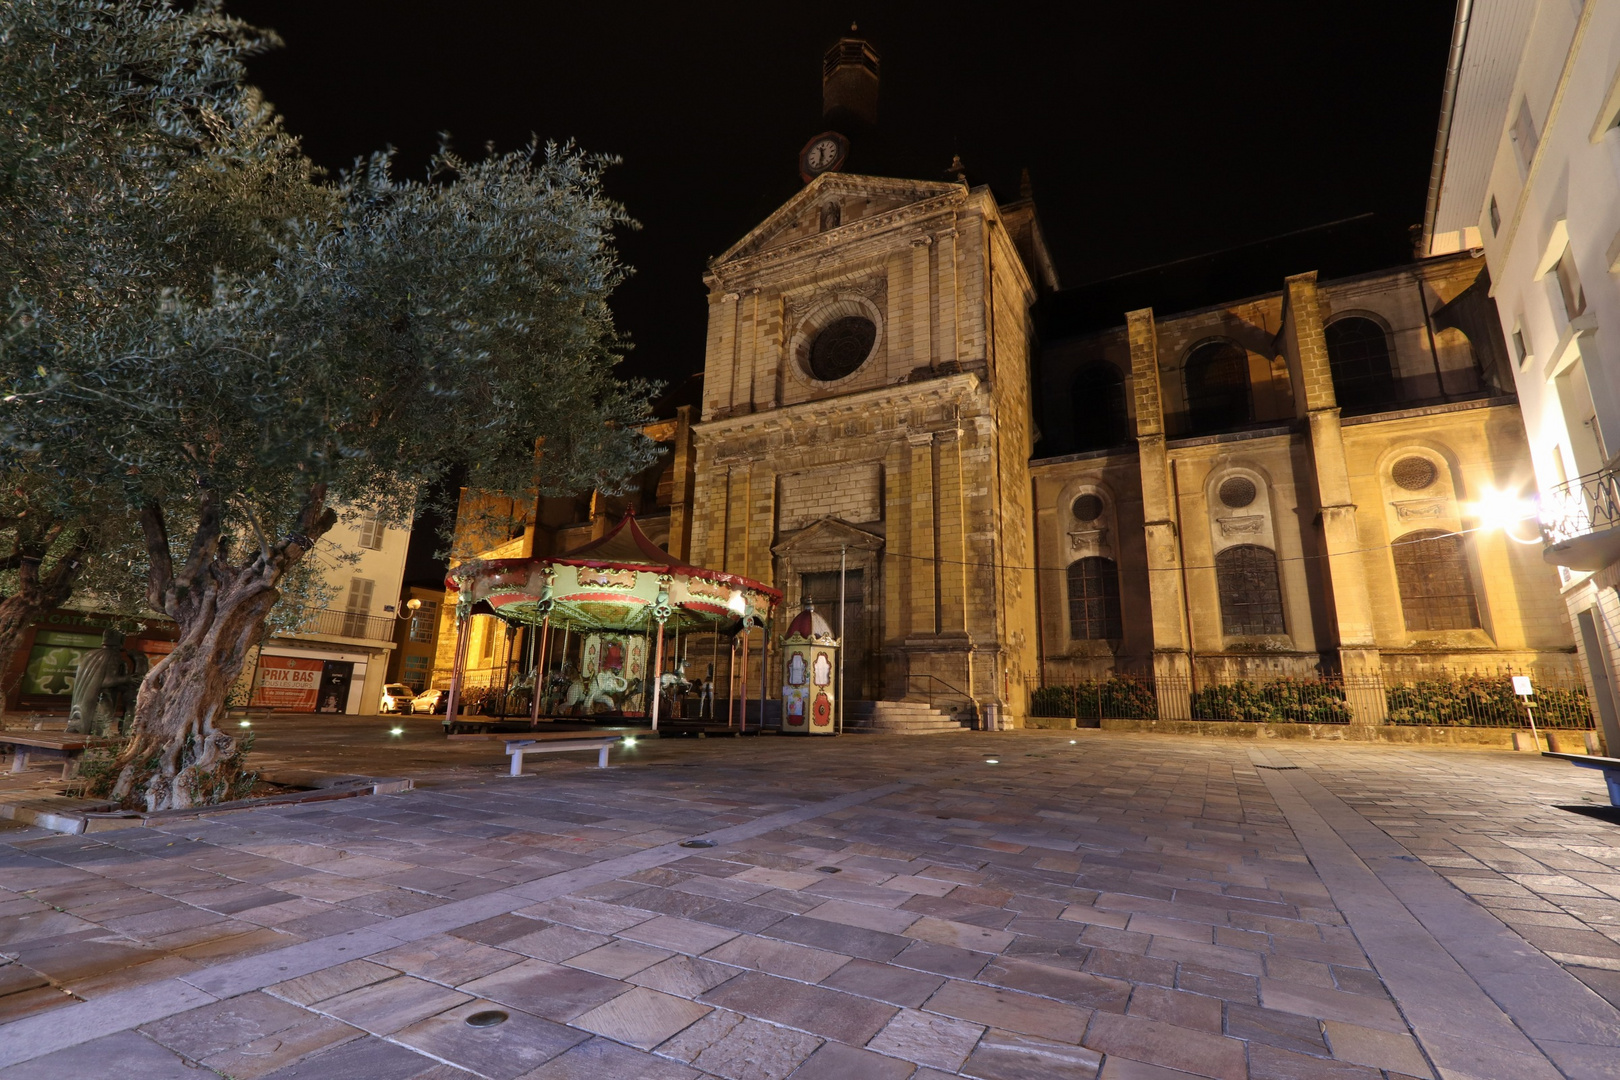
[251,655,325,710]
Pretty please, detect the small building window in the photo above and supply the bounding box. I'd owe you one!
[401,655,431,692]
[807,316,876,381]
[1488,195,1501,236]
[1511,323,1528,368]
[356,513,386,551]
[1393,530,1480,631]
[1511,97,1539,174]
[409,600,439,644]
[1554,246,1586,320]
[1183,341,1252,435]
[1069,361,1130,451]
[1324,318,1396,414]
[1067,556,1122,640]
[1215,545,1285,636]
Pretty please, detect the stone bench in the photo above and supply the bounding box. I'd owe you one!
[1544,751,1620,805]
[0,733,117,780]
[447,731,621,774]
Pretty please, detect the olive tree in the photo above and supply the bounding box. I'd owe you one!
[2,1,656,809]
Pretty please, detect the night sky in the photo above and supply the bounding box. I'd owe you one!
[225,2,1457,410]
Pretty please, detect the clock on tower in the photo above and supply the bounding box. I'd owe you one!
[798,131,850,184]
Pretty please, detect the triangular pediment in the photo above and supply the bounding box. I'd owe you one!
[715,173,964,267]
[772,517,886,557]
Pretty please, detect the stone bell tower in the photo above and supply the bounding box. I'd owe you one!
[684,38,1058,724]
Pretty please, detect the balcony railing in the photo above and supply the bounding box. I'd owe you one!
[278,605,397,643]
[1541,467,1620,546]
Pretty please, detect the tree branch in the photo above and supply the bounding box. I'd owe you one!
[140,501,174,614]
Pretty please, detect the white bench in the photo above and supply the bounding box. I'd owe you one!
[446,731,621,774]
[504,735,620,774]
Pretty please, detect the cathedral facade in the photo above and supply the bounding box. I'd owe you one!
[436,32,1578,730]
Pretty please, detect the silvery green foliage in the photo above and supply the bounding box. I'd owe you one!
[1,0,655,573]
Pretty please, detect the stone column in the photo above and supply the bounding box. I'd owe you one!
[1281,272,1385,726]
[907,431,938,636]
[936,230,958,367]
[667,406,696,562]
[936,428,969,634]
[910,238,933,368]
[1129,308,1193,719]
[882,440,911,698]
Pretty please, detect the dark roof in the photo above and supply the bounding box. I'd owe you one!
[1036,213,1416,340]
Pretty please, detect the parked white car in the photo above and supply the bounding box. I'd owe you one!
[379,684,415,713]
[409,688,448,714]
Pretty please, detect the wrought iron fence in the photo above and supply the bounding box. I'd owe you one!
[1033,670,1595,729]
[1542,467,1620,545]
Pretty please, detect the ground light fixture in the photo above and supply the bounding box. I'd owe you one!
[622,736,637,748]
[985,757,999,764]
[390,726,404,736]
[238,720,251,728]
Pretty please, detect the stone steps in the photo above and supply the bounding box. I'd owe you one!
[849,700,972,735]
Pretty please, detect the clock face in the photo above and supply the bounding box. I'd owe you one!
[798,131,849,182]
[807,139,840,170]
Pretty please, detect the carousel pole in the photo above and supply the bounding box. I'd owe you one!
[758,617,769,732]
[649,619,667,732]
[443,609,471,720]
[739,626,750,733]
[727,636,738,729]
[529,614,550,727]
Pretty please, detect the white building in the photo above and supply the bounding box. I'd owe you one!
[1424,0,1620,748]
[250,509,411,716]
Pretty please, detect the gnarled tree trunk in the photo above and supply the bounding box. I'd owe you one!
[110,485,334,811]
[0,525,93,715]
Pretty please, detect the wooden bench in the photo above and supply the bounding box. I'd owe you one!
[447,731,621,774]
[0,733,118,780]
[1544,751,1620,805]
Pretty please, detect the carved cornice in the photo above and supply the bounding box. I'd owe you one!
[693,373,985,442]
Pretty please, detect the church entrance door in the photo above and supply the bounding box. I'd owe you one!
[802,570,865,698]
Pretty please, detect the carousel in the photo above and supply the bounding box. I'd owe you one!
[441,512,781,731]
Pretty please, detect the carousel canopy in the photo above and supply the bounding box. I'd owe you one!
[447,512,781,634]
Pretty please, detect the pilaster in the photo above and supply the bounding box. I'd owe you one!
[910,237,933,367]
[907,430,938,635]
[937,428,969,633]
[1282,272,1383,723]
[1129,308,1193,717]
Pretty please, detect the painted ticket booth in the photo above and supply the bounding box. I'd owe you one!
[781,604,838,735]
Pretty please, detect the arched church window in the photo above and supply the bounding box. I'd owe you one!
[1183,341,1252,435]
[807,316,876,381]
[1392,530,1479,631]
[1325,317,1396,414]
[1069,361,1130,452]
[1215,544,1285,635]
[1067,556,1122,639]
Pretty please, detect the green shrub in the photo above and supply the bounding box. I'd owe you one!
[1190,678,1352,724]
[1386,675,1592,728]
[1031,676,1157,720]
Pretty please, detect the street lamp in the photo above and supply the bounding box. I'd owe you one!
[396,597,423,620]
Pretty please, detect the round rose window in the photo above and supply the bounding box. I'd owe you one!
[807,316,877,381]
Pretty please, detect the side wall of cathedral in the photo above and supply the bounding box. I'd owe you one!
[1033,255,1575,696]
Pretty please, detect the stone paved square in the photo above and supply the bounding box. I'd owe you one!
[4,725,1620,1078]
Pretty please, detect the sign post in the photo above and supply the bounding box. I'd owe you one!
[1513,675,1540,751]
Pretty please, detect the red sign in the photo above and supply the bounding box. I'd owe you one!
[251,655,324,710]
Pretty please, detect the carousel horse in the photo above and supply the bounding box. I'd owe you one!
[562,670,628,714]
[67,630,148,736]
[658,659,691,717]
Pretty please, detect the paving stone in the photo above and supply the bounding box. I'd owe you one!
[980,956,1132,1011]
[700,969,897,1043]
[255,1034,450,1079]
[800,899,921,935]
[960,1029,1105,1079]
[655,1009,821,1080]
[317,974,473,1035]
[371,934,523,986]
[893,938,992,978]
[866,1006,986,1071]
[629,954,741,997]
[570,985,711,1049]
[200,1014,363,1079]
[267,959,396,1005]
[906,915,1017,953]
[703,933,850,982]
[819,956,945,1007]
[1246,1042,1385,1079]
[924,979,1091,1043]
[1322,1020,1433,1077]
[620,914,739,954]
[393,999,587,1079]
[565,940,674,979]
[517,1035,701,1079]
[1082,1010,1248,1080]
[458,958,626,1022]
[0,1030,197,1080]
[763,915,912,961]
[504,924,613,962]
[140,991,310,1059]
